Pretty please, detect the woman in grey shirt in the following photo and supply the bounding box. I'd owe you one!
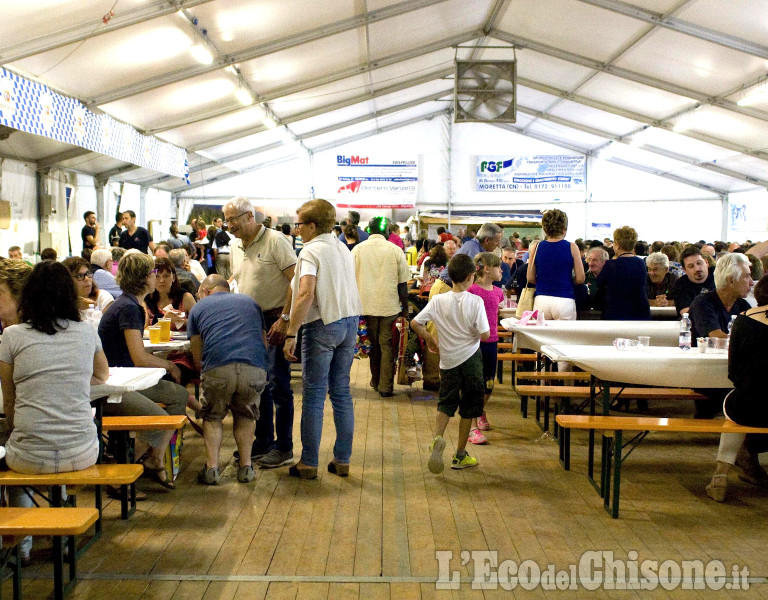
[0,260,108,472]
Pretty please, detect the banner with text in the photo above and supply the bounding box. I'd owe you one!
[475,155,585,192]
[335,154,417,209]
[0,67,188,181]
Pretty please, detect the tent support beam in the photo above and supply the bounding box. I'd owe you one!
[142,89,453,187]
[172,109,450,193]
[490,29,768,123]
[573,0,768,60]
[492,123,729,195]
[0,0,215,64]
[86,0,457,106]
[515,104,768,188]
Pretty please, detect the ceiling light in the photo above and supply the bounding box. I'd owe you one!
[737,88,768,106]
[262,117,277,129]
[235,88,254,106]
[190,44,213,65]
[225,65,238,76]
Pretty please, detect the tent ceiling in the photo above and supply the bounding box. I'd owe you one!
[2,0,768,197]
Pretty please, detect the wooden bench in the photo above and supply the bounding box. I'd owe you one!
[555,415,767,518]
[516,384,708,432]
[101,415,186,516]
[0,507,99,600]
[0,463,143,527]
[516,371,591,383]
[496,352,539,384]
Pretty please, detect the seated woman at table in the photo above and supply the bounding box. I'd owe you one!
[62,256,114,318]
[98,251,188,490]
[706,274,768,502]
[144,257,196,328]
[145,257,199,403]
[0,261,108,562]
[596,226,650,321]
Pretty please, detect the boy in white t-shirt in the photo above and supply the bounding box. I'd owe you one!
[411,254,490,472]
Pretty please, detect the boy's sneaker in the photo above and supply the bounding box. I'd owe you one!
[197,466,220,485]
[257,449,294,468]
[477,414,491,431]
[451,452,478,470]
[428,435,446,474]
[468,428,487,445]
[237,465,255,483]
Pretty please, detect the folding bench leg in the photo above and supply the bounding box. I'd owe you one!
[113,431,137,519]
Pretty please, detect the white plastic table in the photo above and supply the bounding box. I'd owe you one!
[501,320,680,353]
[538,344,730,389]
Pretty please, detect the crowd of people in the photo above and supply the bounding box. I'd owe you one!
[1,203,767,563]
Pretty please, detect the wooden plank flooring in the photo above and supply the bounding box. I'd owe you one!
[6,357,768,599]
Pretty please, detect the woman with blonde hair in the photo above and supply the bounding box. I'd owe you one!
[283,199,362,479]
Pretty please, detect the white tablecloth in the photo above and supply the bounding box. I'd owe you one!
[539,344,730,388]
[143,339,191,353]
[90,367,166,402]
[501,320,680,352]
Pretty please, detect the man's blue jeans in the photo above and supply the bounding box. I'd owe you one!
[299,316,357,467]
[254,313,295,454]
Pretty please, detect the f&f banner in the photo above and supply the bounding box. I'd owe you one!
[475,155,585,192]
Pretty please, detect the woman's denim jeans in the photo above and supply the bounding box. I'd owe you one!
[299,316,358,467]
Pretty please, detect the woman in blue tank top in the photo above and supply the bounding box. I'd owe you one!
[527,209,585,320]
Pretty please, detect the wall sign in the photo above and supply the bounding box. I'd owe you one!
[475,155,585,192]
[335,154,417,209]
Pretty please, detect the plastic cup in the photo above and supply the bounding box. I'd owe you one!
[158,318,171,342]
[148,326,162,344]
[706,337,717,353]
[714,338,728,353]
[697,338,707,353]
[638,336,650,349]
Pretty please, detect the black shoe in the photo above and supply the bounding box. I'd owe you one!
[106,485,148,501]
[379,391,393,398]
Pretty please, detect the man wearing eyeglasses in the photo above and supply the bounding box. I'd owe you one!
[224,197,297,469]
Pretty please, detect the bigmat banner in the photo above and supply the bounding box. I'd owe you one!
[475,155,585,192]
[335,154,417,209]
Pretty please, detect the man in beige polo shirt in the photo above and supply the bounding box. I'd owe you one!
[224,197,297,468]
[352,217,410,397]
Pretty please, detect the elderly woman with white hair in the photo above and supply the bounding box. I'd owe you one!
[645,252,678,307]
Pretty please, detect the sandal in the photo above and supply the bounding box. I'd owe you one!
[706,474,728,502]
[142,466,176,490]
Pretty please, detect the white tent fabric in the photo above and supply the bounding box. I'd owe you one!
[0,158,38,256]
[1,0,768,241]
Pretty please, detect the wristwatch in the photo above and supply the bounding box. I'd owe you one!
[280,313,290,322]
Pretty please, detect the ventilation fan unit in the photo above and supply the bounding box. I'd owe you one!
[454,60,516,123]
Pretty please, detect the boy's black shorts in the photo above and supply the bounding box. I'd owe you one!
[437,349,484,419]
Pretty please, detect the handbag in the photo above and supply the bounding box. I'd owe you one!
[515,285,535,318]
[515,242,538,318]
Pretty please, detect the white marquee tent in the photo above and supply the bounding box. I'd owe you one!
[2,0,768,254]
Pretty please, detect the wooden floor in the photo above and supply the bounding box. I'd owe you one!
[7,360,768,599]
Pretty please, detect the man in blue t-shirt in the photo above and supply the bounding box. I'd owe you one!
[188,275,269,485]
